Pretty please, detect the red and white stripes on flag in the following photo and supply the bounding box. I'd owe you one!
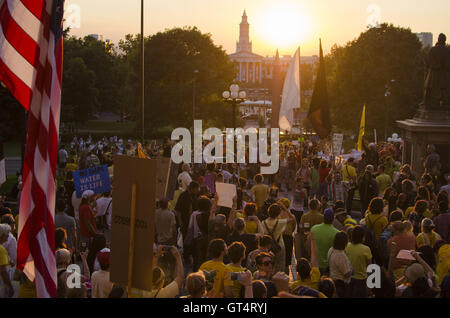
[0,0,65,298]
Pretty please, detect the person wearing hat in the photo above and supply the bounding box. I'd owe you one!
[399,250,440,298]
[416,218,442,249]
[334,208,357,231]
[310,208,339,275]
[79,190,99,248]
[91,250,114,298]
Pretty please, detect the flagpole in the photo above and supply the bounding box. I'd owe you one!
[298,46,301,132]
[140,0,145,145]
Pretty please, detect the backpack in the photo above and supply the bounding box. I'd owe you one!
[361,224,376,255]
[375,227,393,267]
[364,215,383,258]
[409,212,425,236]
[263,220,282,254]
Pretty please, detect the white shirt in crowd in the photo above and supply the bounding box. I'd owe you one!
[91,270,114,298]
[96,197,113,228]
[72,191,82,220]
[178,171,192,191]
[221,169,233,183]
[58,148,68,163]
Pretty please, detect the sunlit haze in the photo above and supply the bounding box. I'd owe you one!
[63,0,450,56]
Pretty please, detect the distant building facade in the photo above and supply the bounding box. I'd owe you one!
[416,32,433,48]
[228,11,318,84]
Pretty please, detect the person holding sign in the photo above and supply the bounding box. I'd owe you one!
[79,190,99,248]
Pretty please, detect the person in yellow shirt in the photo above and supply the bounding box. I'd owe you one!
[345,226,372,298]
[242,203,260,234]
[250,174,270,212]
[295,199,324,262]
[416,219,442,248]
[436,244,450,285]
[404,201,432,219]
[342,158,357,213]
[0,224,13,298]
[365,197,388,239]
[290,231,320,291]
[199,238,233,297]
[225,241,250,298]
[130,246,184,298]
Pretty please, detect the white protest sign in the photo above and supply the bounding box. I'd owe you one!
[332,133,344,156]
[0,159,6,186]
[215,182,236,208]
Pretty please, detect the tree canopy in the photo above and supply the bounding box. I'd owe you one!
[325,24,427,137]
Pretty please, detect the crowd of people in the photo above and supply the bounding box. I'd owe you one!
[1,134,450,298]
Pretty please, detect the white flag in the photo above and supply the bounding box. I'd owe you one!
[279,47,300,131]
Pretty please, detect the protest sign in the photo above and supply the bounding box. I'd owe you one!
[73,165,111,198]
[0,158,5,186]
[215,182,237,208]
[332,133,344,156]
[156,157,171,200]
[110,156,157,292]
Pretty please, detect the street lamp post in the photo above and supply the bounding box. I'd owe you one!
[384,79,395,141]
[193,70,199,127]
[223,84,246,128]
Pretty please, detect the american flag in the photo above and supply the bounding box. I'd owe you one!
[0,0,65,298]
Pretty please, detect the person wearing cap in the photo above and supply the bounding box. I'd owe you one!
[399,250,440,298]
[416,218,442,249]
[91,251,114,298]
[334,208,357,232]
[79,190,99,247]
[310,208,339,275]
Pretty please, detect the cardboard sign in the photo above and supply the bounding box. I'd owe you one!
[73,165,111,198]
[156,157,171,200]
[0,158,6,186]
[396,250,416,261]
[215,182,236,208]
[110,156,157,292]
[332,133,344,156]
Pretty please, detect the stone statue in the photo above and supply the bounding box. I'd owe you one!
[421,33,450,109]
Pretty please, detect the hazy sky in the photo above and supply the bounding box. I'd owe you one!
[64,0,450,56]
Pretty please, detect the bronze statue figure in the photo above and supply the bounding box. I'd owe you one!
[421,33,450,109]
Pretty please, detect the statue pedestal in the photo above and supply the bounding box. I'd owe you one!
[397,110,450,175]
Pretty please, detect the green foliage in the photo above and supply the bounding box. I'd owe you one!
[61,57,98,125]
[119,27,236,135]
[325,24,426,137]
[0,87,26,143]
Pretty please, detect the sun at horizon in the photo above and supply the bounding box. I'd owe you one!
[254,2,313,52]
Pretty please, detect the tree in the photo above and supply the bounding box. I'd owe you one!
[63,35,124,114]
[0,86,26,144]
[325,24,426,137]
[120,27,236,135]
[61,57,98,129]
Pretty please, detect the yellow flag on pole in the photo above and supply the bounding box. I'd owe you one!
[357,105,366,151]
[137,142,149,159]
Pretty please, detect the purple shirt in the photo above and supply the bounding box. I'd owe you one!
[204,172,216,194]
[433,212,450,242]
